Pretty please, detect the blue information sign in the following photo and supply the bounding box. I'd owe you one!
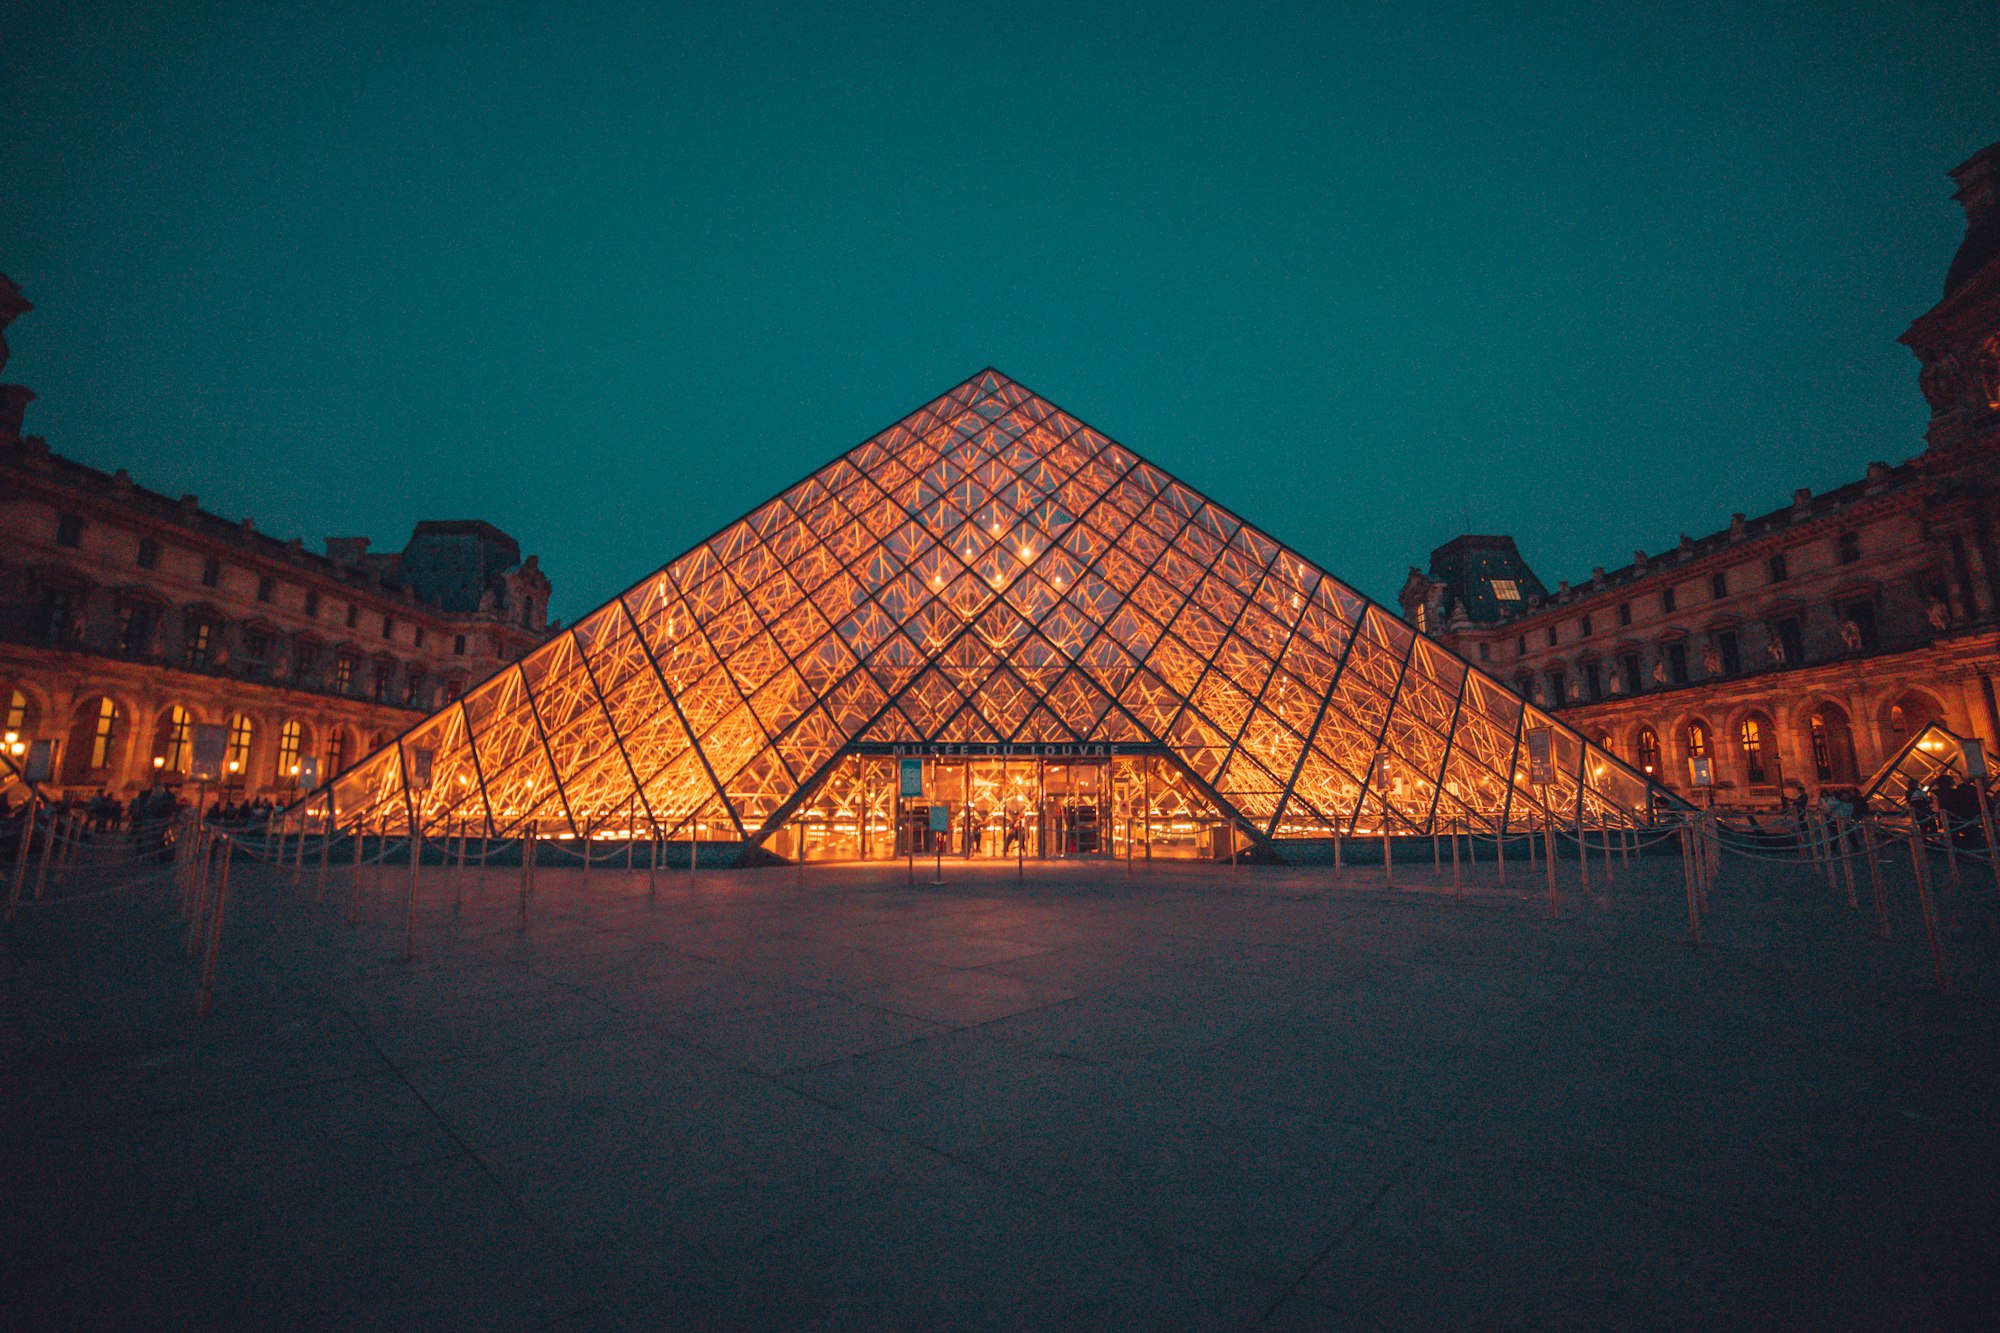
[899,757,924,799]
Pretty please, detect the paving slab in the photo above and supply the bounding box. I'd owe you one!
[3,851,1998,1329]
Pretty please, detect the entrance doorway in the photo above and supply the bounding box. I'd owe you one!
[774,752,1231,863]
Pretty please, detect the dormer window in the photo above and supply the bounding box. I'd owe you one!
[1490,579,1521,601]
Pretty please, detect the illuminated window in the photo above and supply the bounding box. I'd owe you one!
[325,731,348,776]
[88,697,121,770]
[1740,717,1766,784]
[1490,579,1520,601]
[1636,727,1661,774]
[156,705,193,774]
[224,715,253,778]
[185,619,214,669]
[277,719,304,780]
[333,654,356,693]
[1414,604,1428,633]
[1685,721,1709,759]
[5,689,26,733]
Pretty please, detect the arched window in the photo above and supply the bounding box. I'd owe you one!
[325,730,349,777]
[1739,717,1767,785]
[87,698,121,769]
[1685,721,1709,759]
[1808,705,1858,784]
[224,714,254,781]
[1883,691,1942,744]
[277,719,304,781]
[153,706,193,775]
[1595,731,1614,757]
[4,687,39,765]
[1636,727,1661,775]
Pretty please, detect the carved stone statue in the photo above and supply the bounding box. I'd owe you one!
[1702,645,1723,677]
[1767,637,1786,666]
[1929,598,1952,631]
[1840,618,1863,652]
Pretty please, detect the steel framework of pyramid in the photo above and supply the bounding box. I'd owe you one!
[312,370,1668,857]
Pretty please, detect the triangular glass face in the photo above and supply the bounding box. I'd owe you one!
[318,369,1671,845]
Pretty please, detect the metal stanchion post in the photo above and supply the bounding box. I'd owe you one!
[196,835,233,1018]
[1862,817,1889,939]
[349,819,365,923]
[1680,825,1703,945]
[1451,816,1462,900]
[648,831,658,898]
[33,803,59,901]
[1836,817,1858,911]
[6,798,38,924]
[1544,819,1558,919]
[404,823,421,963]
[519,827,532,928]
[1907,825,1951,993]
[186,827,214,956]
[1497,822,1508,887]
[1577,813,1590,900]
[1332,826,1342,882]
[317,808,331,902]
[1381,822,1392,887]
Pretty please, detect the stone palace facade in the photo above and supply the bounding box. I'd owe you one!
[1401,140,2000,808]
[0,275,554,803]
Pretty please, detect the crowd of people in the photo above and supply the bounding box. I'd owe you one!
[0,787,289,837]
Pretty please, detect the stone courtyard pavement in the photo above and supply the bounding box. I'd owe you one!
[4,848,1998,1330]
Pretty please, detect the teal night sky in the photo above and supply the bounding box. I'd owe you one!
[3,3,1994,621]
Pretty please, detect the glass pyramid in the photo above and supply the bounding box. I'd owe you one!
[316,370,1667,851]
